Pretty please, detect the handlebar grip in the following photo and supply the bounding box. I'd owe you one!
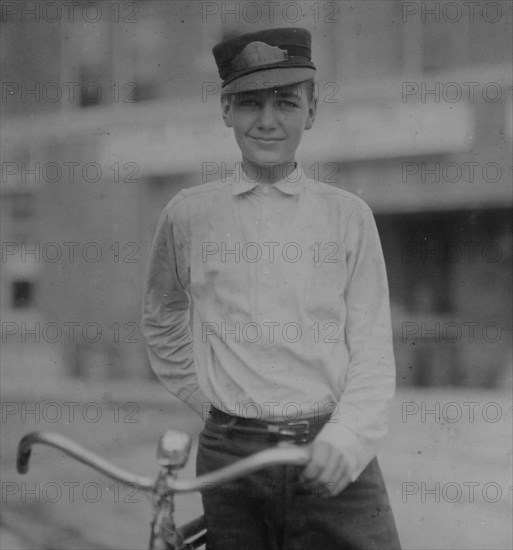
[15,431,155,490]
[16,433,34,474]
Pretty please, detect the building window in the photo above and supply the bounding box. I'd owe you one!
[10,193,34,219]
[79,65,108,108]
[12,280,34,309]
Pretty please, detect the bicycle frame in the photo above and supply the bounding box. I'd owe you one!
[17,430,310,550]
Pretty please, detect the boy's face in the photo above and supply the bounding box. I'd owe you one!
[221,81,317,170]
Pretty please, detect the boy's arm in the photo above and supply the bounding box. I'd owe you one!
[142,203,209,417]
[303,205,396,492]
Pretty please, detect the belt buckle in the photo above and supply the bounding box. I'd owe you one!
[275,420,310,443]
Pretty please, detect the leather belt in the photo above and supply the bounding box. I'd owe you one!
[208,407,330,443]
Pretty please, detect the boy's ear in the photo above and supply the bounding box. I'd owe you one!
[221,96,233,128]
[304,98,317,131]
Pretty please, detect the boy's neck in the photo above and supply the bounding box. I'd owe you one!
[241,160,297,185]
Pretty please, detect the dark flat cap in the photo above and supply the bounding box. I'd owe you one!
[213,27,316,93]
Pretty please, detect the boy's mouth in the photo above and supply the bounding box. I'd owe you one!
[250,137,285,144]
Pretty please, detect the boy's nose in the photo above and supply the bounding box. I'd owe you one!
[256,102,277,129]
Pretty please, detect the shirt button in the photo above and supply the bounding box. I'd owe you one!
[262,185,270,194]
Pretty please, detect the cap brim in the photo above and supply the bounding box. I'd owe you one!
[222,67,316,93]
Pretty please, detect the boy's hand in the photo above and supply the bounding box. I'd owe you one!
[299,441,352,497]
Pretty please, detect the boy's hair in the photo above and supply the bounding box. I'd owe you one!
[303,79,316,103]
[221,79,317,104]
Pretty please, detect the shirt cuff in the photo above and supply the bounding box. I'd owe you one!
[180,386,211,419]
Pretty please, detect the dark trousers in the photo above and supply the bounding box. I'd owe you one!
[196,414,401,550]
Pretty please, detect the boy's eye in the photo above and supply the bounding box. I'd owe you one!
[238,98,259,107]
[278,100,298,107]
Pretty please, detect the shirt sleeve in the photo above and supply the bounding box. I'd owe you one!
[314,205,396,482]
[142,199,209,417]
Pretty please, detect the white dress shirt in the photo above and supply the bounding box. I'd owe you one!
[142,164,396,481]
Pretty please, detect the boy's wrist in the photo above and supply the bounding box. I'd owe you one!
[314,424,368,483]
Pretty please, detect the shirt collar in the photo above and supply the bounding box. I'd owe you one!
[231,163,306,196]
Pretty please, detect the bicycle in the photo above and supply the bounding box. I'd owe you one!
[17,430,310,550]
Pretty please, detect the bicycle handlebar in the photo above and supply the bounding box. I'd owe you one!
[17,431,311,493]
[166,445,309,492]
[17,431,155,490]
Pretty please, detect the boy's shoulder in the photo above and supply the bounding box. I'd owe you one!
[163,178,230,212]
[303,175,373,216]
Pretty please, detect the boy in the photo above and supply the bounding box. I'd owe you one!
[143,27,401,549]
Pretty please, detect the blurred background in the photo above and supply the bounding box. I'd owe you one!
[1,1,512,548]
